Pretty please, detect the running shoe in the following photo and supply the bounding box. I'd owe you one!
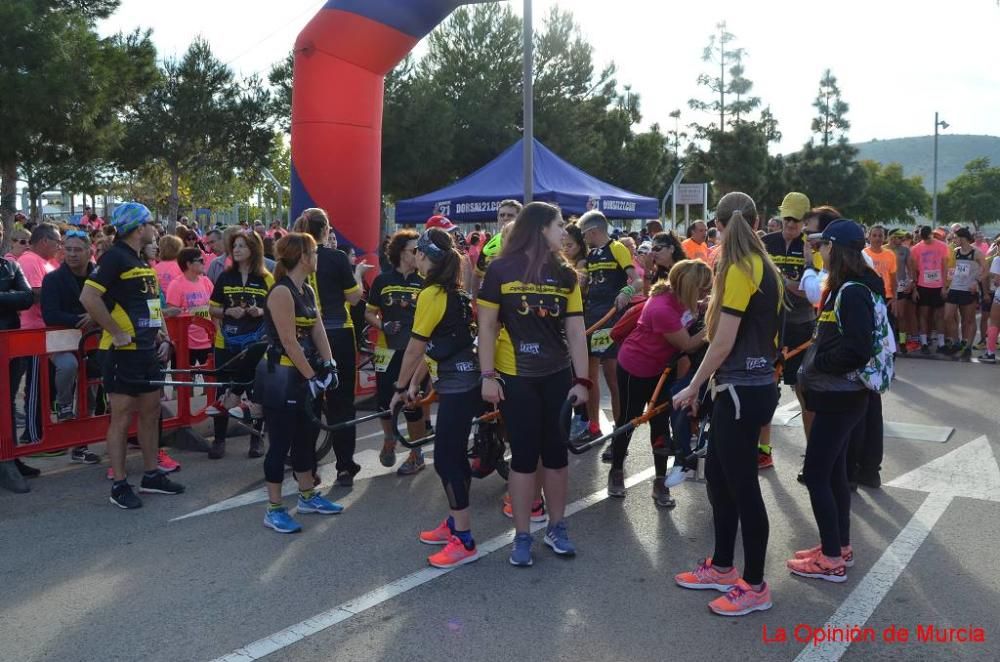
[856,470,881,489]
[105,467,115,481]
[379,442,397,468]
[419,519,453,545]
[297,492,344,515]
[961,347,973,362]
[664,464,693,488]
[70,447,100,465]
[263,507,302,534]
[397,451,425,476]
[937,344,953,355]
[208,440,225,460]
[757,449,774,470]
[57,406,76,422]
[138,471,185,495]
[905,339,921,353]
[979,352,996,364]
[651,479,676,508]
[792,544,854,567]
[568,414,589,443]
[157,448,181,473]
[509,532,534,567]
[502,495,548,522]
[543,520,576,556]
[607,469,626,498]
[110,482,142,509]
[708,580,773,617]
[921,344,931,355]
[973,341,987,351]
[248,436,264,459]
[15,459,40,478]
[787,553,847,583]
[674,558,741,591]
[29,449,68,458]
[428,536,479,569]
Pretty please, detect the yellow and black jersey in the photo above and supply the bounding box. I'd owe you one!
[717,254,782,386]
[477,255,583,377]
[85,241,162,352]
[264,275,319,367]
[366,269,424,351]
[585,239,633,326]
[312,245,359,330]
[210,269,274,349]
[412,284,479,394]
[762,231,818,324]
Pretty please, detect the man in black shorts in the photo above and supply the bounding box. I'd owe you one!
[81,203,184,509]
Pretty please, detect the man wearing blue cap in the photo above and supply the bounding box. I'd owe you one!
[81,202,185,509]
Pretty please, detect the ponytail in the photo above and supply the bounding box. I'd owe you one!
[273,232,317,282]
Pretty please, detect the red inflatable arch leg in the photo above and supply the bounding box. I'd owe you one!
[292,0,486,256]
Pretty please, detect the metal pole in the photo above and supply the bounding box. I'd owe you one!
[932,111,939,224]
[522,0,534,203]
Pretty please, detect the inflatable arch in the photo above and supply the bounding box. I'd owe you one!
[292,0,487,256]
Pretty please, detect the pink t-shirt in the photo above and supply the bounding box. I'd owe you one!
[618,290,695,378]
[18,250,55,330]
[910,239,951,288]
[155,260,182,296]
[166,275,215,350]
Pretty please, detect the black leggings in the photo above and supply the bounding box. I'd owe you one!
[500,368,571,474]
[847,392,883,477]
[324,328,358,474]
[212,346,261,445]
[434,387,479,510]
[263,403,320,484]
[611,364,671,476]
[706,383,778,586]
[804,395,869,557]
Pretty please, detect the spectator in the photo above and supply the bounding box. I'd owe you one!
[208,227,276,283]
[681,220,710,261]
[4,227,30,261]
[154,235,183,295]
[165,248,215,368]
[203,228,223,257]
[253,219,267,242]
[262,236,276,261]
[40,230,100,464]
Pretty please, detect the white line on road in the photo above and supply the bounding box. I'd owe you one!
[210,466,657,662]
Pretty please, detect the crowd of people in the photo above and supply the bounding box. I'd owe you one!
[2,190,997,618]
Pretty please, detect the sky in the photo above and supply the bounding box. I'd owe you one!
[99,0,1000,155]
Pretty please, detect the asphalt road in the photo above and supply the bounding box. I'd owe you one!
[2,358,998,662]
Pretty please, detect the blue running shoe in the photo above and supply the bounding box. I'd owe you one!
[509,532,534,567]
[263,507,302,533]
[297,492,345,515]
[544,520,576,556]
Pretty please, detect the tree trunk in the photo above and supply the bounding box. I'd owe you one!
[1,160,17,253]
[168,166,180,233]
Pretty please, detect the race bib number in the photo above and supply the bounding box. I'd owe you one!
[590,328,614,353]
[373,347,395,373]
[424,357,439,383]
[191,305,211,319]
[147,299,163,328]
[954,262,971,277]
[923,269,941,285]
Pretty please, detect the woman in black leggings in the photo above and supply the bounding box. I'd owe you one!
[792,219,878,582]
[390,228,481,569]
[672,192,782,617]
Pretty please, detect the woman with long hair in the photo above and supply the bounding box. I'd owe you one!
[672,192,782,616]
[477,202,590,567]
[389,228,481,568]
[644,231,686,286]
[207,230,273,459]
[608,259,709,504]
[255,232,342,533]
[790,220,880,582]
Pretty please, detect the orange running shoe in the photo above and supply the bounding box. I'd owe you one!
[792,544,854,567]
[157,448,181,473]
[674,558,741,592]
[428,536,479,569]
[501,495,547,522]
[419,519,452,546]
[708,580,773,617]
[786,553,848,583]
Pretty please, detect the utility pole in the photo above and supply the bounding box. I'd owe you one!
[522,0,534,203]
[932,112,949,224]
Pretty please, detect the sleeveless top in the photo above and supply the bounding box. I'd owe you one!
[949,247,981,292]
[264,275,319,367]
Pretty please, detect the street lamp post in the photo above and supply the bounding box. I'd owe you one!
[522,0,534,203]
[932,111,949,225]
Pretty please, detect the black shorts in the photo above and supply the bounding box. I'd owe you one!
[375,349,424,422]
[946,290,977,306]
[897,290,912,301]
[101,349,163,396]
[189,348,211,366]
[916,286,944,308]
[781,321,815,386]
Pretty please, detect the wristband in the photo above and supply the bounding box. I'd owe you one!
[481,370,498,380]
[573,377,594,389]
[619,285,635,298]
[393,383,407,394]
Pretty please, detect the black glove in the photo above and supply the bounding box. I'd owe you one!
[383,321,402,336]
[312,359,339,392]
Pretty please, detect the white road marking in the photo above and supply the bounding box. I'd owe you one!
[210,467,658,662]
[795,436,1000,661]
[768,402,954,442]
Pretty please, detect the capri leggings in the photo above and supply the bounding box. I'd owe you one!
[433,387,480,510]
[611,364,672,475]
[263,403,320,484]
[499,368,571,474]
[324,328,358,474]
[213,345,262,444]
[705,383,778,586]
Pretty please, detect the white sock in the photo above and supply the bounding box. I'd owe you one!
[937,334,946,347]
[920,334,928,345]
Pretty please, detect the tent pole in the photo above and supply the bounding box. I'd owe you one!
[522,0,534,203]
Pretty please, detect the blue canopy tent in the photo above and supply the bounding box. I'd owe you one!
[395,138,659,223]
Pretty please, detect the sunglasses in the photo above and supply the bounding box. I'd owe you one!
[651,244,673,252]
[14,239,28,246]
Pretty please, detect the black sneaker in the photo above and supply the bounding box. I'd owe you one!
[110,482,142,509]
[208,440,225,460]
[921,344,931,355]
[71,447,100,464]
[15,459,41,478]
[139,471,185,495]
[856,470,881,489]
[247,437,264,459]
[961,348,972,362]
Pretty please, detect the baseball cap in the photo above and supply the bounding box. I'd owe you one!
[637,240,653,255]
[579,210,609,234]
[808,219,865,250]
[778,192,811,221]
[425,215,459,233]
[111,202,152,234]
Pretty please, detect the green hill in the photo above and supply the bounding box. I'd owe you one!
[852,134,1000,191]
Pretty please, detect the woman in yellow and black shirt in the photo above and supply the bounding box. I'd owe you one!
[672,192,782,616]
[477,202,590,567]
[389,229,481,569]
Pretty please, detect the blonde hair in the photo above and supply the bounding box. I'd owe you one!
[158,235,183,261]
[650,259,712,313]
[704,192,784,340]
